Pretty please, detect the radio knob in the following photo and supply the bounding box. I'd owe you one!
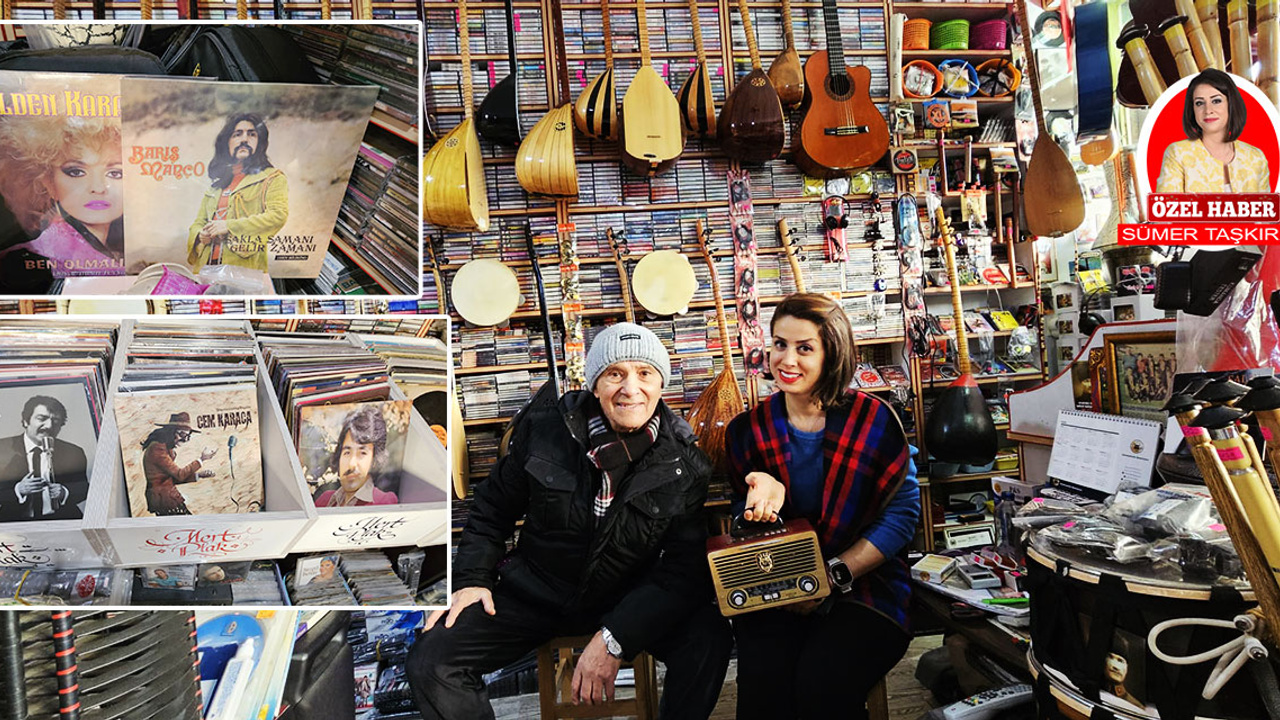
[798,575,819,594]
[729,590,748,608]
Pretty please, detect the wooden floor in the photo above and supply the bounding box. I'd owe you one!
[492,635,944,719]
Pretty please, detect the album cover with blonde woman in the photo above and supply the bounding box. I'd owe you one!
[0,71,127,280]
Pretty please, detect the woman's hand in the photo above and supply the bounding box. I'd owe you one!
[743,471,785,523]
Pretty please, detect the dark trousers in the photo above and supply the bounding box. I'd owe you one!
[733,600,910,720]
[406,585,733,720]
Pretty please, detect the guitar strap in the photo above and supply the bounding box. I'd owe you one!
[557,219,586,389]
[727,170,765,378]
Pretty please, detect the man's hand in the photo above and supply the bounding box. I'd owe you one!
[199,221,230,242]
[425,587,495,631]
[743,471,785,523]
[46,483,67,505]
[200,447,218,462]
[14,473,47,498]
[571,631,623,706]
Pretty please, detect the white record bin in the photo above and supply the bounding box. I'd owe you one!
[285,333,449,554]
[84,320,314,566]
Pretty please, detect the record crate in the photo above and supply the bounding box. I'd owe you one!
[84,320,315,567]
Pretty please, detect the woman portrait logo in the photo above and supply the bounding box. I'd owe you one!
[1136,70,1280,196]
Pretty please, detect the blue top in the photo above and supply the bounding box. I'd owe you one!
[784,425,921,558]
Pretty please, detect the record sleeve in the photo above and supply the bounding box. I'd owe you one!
[297,399,411,506]
[114,383,263,517]
[120,77,379,279]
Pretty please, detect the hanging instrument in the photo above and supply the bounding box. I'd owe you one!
[677,0,718,137]
[451,259,522,327]
[574,0,619,140]
[607,227,637,323]
[792,0,891,177]
[768,0,805,108]
[477,0,524,146]
[515,0,579,198]
[631,250,698,316]
[718,0,786,163]
[923,201,997,466]
[620,0,687,176]
[687,221,746,473]
[1016,0,1085,238]
[423,0,490,231]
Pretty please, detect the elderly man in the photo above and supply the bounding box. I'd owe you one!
[407,323,731,719]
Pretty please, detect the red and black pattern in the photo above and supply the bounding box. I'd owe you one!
[725,390,914,628]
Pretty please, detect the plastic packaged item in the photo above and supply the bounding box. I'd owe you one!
[1177,247,1280,373]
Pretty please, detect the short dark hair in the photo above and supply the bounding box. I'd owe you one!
[209,113,273,189]
[23,395,66,425]
[329,406,389,474]
[770,293,857,410]
[1183,69,1247,142]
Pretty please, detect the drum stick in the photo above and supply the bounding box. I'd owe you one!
[1229,0,1252,78]
[1160,16,1203,78]
[1119,26,1168,105]
[1175,0,1217,69]
[1196,0,1226,69]
[1260,0,1280,106]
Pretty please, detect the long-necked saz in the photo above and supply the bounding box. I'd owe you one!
[767,0,805,107]
[477,0,524,146]
[718,0,785,163]
[676,0,718,137]
[573,0,619,140]
[620,0,686,176]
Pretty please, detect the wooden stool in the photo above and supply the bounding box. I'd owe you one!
[536,635,659,720]
[867,677,889,720]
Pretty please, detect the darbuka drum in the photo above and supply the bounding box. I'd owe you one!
[1026,543,1265,720]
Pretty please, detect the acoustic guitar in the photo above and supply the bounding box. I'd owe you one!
[676,0,718,137]
[423,0,490,231]
[1016,0,1084,237]
[718,0,785,163]
[477,0,523,146]
[620,0,686,176]
[792,0,890,178]
[573,0,619,140]
[515,0,578,197]
[768,0,805,107]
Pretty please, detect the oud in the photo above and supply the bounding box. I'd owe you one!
[422,0,489,231]
[515,0,578,197]
[718,0,785,163]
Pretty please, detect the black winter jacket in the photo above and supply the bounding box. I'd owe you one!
[452,385,715,656]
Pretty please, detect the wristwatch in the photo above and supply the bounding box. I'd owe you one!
[827,556,854,594]
[600,627,624,659]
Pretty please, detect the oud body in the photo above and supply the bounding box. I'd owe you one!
[793,57,888,177]
[620,0,685,176]
[516,0,579,197]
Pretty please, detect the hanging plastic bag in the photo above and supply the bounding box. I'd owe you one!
[1177,247,1280,373]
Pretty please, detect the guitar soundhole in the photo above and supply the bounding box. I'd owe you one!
[825,74,852,100]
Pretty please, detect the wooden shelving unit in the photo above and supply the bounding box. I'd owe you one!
[428,0,1044,549]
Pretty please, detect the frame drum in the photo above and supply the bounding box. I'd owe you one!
[631,250,697,316]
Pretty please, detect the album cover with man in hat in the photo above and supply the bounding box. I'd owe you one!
[113,384,262,517]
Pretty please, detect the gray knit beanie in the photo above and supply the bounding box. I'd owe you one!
[585,322,671,390]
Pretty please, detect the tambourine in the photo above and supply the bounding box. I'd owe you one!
[451,258,521,326]
[631,250,697,316]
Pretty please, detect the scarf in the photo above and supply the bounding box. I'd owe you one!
[726,390,914,629]
[585,406,661,521]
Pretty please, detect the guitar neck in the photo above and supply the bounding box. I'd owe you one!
[1016,0,1048,135]
[821,0,845,73]
[688,0,707,64]
[550,0,572,104]
[504,0,519,81]
[460,0,475,119]
[601,0,614,68]
[735,0,764,71]
[781,0,798,52]
[637,0,653,67]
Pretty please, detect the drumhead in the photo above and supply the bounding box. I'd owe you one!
[631,250,697,316]
[452,259,521,326]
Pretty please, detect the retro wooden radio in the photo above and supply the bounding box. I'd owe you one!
[707,516,830,616]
